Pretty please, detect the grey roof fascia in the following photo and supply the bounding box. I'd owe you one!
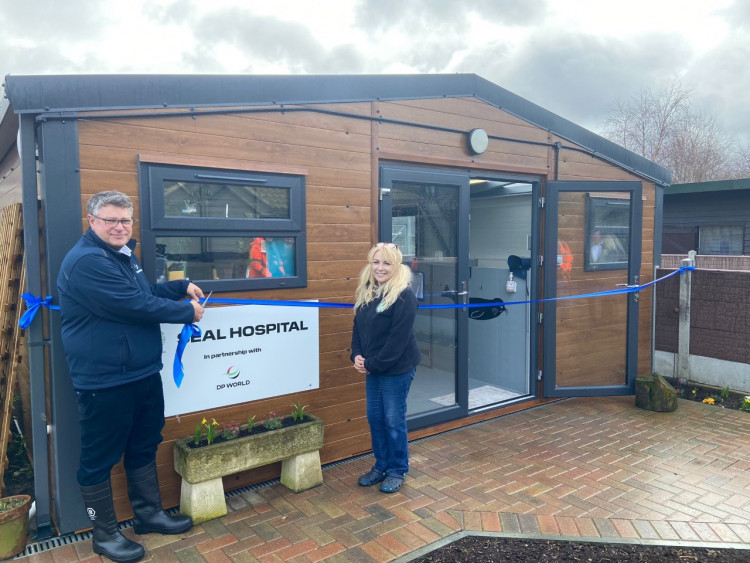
[665,178,750,194]
[3,73,671,185]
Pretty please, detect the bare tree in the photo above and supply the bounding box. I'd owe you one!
[665,112,733,183]
[602,78,740,184]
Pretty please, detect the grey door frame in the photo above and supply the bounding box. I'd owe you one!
[543,180,643,397]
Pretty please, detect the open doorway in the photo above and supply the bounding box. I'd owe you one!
[466,178,534,410]
[380,165,537,427]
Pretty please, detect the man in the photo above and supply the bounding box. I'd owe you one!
[57,191,205,563]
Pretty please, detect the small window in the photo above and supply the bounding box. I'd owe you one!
[699,225,743,255]
[139,162,306,291]
[584,195,630,271]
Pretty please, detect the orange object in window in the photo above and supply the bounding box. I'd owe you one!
[558,240,573,281]
[247,237,271,278]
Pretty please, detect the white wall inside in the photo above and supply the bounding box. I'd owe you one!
[470,194,532,268]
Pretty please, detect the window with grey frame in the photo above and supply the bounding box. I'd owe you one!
[138,162,307,291]
[584,194,630,271]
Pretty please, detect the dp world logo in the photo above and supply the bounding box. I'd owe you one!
[225,366,240,379]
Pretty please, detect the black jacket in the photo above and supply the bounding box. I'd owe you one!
[57,229,194,390]
[350,287,421,375]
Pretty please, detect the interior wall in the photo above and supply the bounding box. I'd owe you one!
[470,194,532,266]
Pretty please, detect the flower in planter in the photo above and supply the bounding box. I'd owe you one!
[202,417,219,445]
[702,397,715,405]
[221,421,241,441]
[263,411,283,430]
[742,397,750,412]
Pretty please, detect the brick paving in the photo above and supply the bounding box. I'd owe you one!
[20,396,750,562]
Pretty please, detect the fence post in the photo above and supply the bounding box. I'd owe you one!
[677,250,695,381]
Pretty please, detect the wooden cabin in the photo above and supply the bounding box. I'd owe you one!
[662,178,750,256]
[0,74,671,534]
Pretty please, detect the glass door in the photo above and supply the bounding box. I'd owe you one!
[543,181,642,396]
[379,165,470,428]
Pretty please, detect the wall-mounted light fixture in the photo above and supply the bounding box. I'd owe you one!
[466,128,489,155]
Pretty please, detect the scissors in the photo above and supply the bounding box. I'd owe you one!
[201,291,213,307]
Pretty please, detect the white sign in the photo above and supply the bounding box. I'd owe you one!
[160,303,319,416]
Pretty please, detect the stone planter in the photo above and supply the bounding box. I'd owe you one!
[173,415,324,524]
[0,494,32,559]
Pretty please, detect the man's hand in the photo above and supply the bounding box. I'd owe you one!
[353,354,367,374]
[190,300,204,323]
[186,282,205,301]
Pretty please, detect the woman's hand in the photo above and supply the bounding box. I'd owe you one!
[353,354,367,374]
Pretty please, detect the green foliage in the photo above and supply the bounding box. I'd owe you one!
[742,397,750,413]
[720,386,731,400]
[291,403,308,421]
[193,422,203,446]
[247,415,256,431]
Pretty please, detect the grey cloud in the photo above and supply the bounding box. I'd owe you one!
[0,0,110,42]
[1,42,85,76]
[459,31,694,132]
[143,0,196,25]
[353,0,547,34]
[718,0,750,30]
[686,32,750,141]
[186,8,372,74]
[191,9,327,73]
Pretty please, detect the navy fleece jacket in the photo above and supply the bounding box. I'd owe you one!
[57,229,195,390]
[350,287,421,376]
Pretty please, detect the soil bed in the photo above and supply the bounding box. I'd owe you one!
[413,537,748,562]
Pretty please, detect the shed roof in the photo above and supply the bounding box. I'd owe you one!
[666,178,750,194]
[2,73,671,185]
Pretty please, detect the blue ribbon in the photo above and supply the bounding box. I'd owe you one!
[19,265,696,388]
[174,323,202,388]
[19,292,60,329]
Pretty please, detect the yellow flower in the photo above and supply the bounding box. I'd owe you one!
[702,397,715,405]
[202,418,207,424]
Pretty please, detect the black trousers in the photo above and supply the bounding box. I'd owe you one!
[76,373,165,486]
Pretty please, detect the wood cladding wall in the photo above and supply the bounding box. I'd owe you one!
[68,96,657,518]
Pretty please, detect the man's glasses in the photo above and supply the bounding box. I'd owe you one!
[92,215,134,228]
[375,242,398,249]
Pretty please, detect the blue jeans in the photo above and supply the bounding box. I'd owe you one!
[366,369,415,477]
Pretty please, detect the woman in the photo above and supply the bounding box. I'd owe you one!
[351,242,421,493]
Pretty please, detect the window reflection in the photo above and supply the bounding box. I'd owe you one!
[155,236,295,283]
[163,181,290,219]
[585,195,630,271]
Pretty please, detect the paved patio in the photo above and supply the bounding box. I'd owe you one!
[18,396,750,562]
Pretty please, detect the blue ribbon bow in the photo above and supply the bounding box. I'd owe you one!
[173,323,202,388]
[19,293,60,329]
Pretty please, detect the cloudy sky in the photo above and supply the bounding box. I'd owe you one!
[2,0,749,142]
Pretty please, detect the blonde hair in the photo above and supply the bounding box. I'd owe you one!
[354,244,413,313]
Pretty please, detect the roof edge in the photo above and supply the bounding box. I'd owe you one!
[3,73,671,185]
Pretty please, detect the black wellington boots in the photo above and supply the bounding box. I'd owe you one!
[80,480,145,563]
[126,461,193,535]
